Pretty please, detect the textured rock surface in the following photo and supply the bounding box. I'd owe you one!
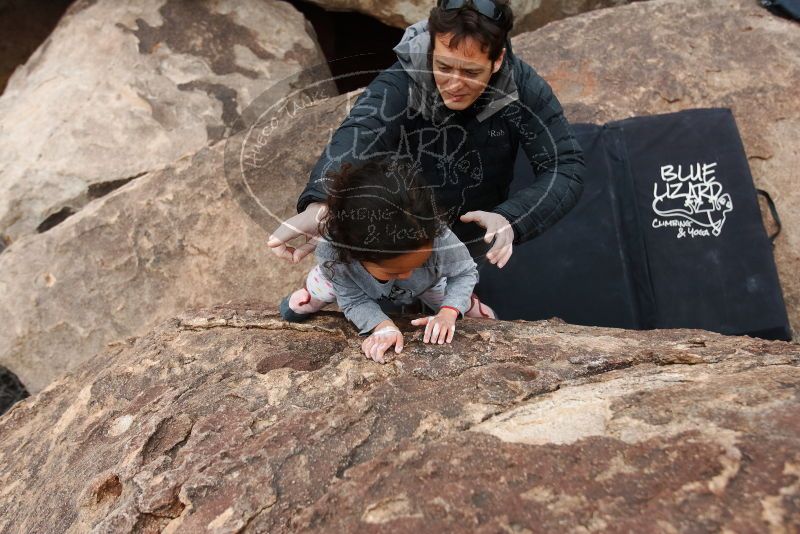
[0,86,347,393]
[0,0,330,243]
[303,0,639,34]
[513,0,800,335]
[0,304,798,532]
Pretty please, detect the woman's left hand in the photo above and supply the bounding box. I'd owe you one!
[411,307,459,344]
[459,211,514,268]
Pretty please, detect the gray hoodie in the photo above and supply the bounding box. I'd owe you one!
[314,227,479,335]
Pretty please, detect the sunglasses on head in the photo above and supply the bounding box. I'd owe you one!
[438,0,504,22]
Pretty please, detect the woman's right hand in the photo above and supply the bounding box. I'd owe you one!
[362,321,404,364]
[267,202,327,263]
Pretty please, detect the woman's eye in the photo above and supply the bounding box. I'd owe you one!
[439,67,451,73]
[465,71,479,77]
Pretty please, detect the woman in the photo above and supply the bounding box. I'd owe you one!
[269,0,584,273]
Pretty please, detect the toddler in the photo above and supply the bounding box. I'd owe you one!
[280,159,496,363]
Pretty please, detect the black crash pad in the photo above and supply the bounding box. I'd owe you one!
[475,108,791,341]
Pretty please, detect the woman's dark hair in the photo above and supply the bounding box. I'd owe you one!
[320,158,445,264]
[428,0,514,63]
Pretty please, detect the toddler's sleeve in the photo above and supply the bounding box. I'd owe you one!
[331,274,391,335]
[436,230,479,316]
[316,240,390,334]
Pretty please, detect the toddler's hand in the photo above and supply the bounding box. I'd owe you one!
[362,322,403,364]
[411,307,459,344]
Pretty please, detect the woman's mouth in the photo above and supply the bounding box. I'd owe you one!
[447,92,466,102]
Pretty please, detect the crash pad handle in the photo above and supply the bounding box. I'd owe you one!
[757,189,782,244]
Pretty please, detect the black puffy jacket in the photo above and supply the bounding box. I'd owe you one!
[298,21,585,246]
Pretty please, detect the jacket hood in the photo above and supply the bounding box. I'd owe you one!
[392,20,519,123]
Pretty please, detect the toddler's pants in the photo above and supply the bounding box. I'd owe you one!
[304,265,448,311]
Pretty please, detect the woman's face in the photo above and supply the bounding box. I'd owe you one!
[432,32,505,111]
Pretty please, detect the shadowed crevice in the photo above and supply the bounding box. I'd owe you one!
[35,172,147,234]
[36,206,76,233]
[0,366,29,416]
[87,173,145,200]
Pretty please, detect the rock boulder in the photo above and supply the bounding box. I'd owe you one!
[303,0,640,34]
[0,305,798,531]
[0,0,331,243]
[0,83,347,393]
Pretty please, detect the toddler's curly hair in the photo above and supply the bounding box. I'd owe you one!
[320,158,445,264]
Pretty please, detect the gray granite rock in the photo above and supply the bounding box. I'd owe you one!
[0,83,345,392]
[0,0,331,243]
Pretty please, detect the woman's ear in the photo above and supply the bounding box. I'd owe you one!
[492,47,506,74]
